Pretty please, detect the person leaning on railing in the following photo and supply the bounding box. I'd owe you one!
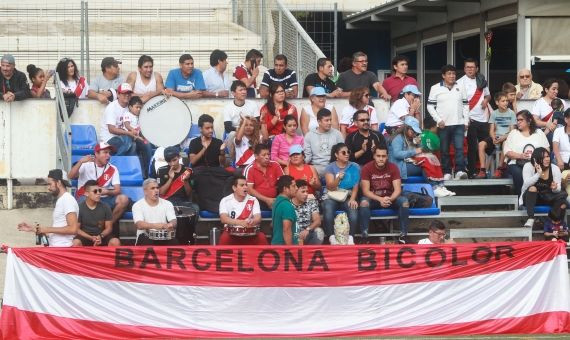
[0,54,31,102]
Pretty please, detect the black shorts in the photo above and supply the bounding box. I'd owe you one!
[73,234,116,246]
[482,137,504,156]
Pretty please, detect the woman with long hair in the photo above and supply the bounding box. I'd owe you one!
[339,87,379,137]
[234,116,262,168]
[271,114,304,167]
[56,58,89,98]
[260,82,298,141]
[531,79,566,137]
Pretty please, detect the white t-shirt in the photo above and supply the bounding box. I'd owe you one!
[340,105,378,129]
[132,198,176,237]
[122,111,140,130]
[418,238,433,244]
[386,98,410,127]
[100,100,129,142]
[503,129,550,165]
[78,162,120,195]
[553,126,570,163]
[458,75,490,122]
[223,100,259,128]
[60,79,89,99]
[49,192,79,247]
[219,194,261,223]
[302,104,334,132]
[134,70,157,94]
[234,135,255,166]
[531,97,567,121]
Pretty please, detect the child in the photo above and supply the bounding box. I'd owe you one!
[329,213,354,245]
[27,64,52,98]
[478,92,516,179]
[544,210,569,241]
[122,96,153,178]
[420,119,440,153]
[502,82,517,113]
[551,98,565,128]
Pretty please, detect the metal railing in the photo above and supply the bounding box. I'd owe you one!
[53,73,72,173]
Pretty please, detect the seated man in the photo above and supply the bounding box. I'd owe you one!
[304,108,344,176]
[259,54,298,99]
[345,109,387,166]
[271,175,298,245]
[418,220,451,244]
[68,142,130,238]
[0,54,31,102]
[203,49,231,98]
[154,146,199,245]
[133,178,178,245]
[360,146,409,243]
[189,114,225,168]
[244,143,284,209]
[219,175,266,245]
[73,180,121,246]
[292,179,324,245]
[302,57,341,98]
[164,54,205,99]
[98,83,136,155]
[88,56,123,104]
[233,49,263,98]
[18,169,78,247]
[125,54,165,103]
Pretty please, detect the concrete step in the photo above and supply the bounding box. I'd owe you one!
[443,178,513,187]
[438,195,519,209]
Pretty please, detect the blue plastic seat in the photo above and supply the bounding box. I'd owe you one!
[403,183,441,216]
[121,186,144,220]
[110,156,144,186]
[71,125,97,155]
[370,208,398,217]
[534,205,551,214]
[188,124,200,139]
[402,176,426,184]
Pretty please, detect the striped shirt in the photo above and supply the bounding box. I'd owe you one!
[260,69,298,90]
[426,81,469,126]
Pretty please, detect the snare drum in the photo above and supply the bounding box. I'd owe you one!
[148,228,176,240]
[224,225,259,237]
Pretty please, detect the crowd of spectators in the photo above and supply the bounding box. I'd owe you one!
[7,49,570,245]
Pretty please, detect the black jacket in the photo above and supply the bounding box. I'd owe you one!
[1,69,31,101]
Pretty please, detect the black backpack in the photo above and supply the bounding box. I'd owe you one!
[405,187,433,208]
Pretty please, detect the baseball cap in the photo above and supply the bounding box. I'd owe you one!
[47,169,71,187]
[404,116,422,134]
[101,57,121,69]
[310,87,327,97]
[401,84,422,96]
[289,144,304,156]
[117,83,133,94]
[1,54,15,65]
[94,142,116,153]
[163,146,181,162]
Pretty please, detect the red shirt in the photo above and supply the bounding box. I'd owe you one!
[244,160,284,198]
[260,104,298,137]
[233,63,255,88]
[361,161,401,197]
[287,164,316,194]
[382,74,418,103]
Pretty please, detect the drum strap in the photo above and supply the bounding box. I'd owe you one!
[76,165,115,198]
[161,169,191,200]
[236,199,255,220]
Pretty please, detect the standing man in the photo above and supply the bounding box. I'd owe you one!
[271,175,298,245]
[218,175,267,245]
[68,142,130,238]
[132,178,178,246]
[88,56,123,104]
[203,49,231,98]
[189,114,225,168]
[304,108,344,176]
[336,51,390,100]
[73,180,121,246]
[457,58,491,178]
[427,65,469,180]
[0,54,30,102]
[98,83,135,155]
[233,49,263,98]
[244,144,284,209]
[18,169,78,247]
[360,146,409,243]
[164,54,206,99]
[259,54,298,99]
[345,109,387,166]
[125,54,165,103]
[302,57,341,98]
[382,55,418,103]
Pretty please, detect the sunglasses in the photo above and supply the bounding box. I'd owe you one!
[519,75,531,79]
[340,150,351,155]
[91,189,102,194]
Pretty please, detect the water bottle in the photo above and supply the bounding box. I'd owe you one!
[209,227,220,246]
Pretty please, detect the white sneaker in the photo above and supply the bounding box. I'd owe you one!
[524,218,535,228]
[434,186,449,197]
[455,171,468,180]
[442,187,456,196]
[443,173,452,181]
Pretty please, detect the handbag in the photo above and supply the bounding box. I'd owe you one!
[404,187,433,208]
[327,188,349,202]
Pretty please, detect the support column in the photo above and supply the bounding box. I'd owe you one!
[446,23,454,65]
[479,12,488,79]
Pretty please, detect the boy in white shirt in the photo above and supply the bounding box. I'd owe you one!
[418,220,453,244]
[123,95,153,178]
[385,84,422,135]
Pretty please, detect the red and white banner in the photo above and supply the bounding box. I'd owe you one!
[1,242,569,339]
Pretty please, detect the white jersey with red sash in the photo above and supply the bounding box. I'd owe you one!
[219,193,261,224]
[531,97,566,124]
[76,162,120,198]
[458,75,490,123]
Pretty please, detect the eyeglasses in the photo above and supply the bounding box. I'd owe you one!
[430,230,446,237]
[519,75,531,79]
[91,189,102,194]
[358,119,370,122]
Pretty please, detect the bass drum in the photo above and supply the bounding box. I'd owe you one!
[139,95,192,147]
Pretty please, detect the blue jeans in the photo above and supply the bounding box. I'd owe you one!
[322,198,359,237]
[135,139,154,178]
[439,125,465,174]
[107,135,136,156]
[359,195,409,236]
